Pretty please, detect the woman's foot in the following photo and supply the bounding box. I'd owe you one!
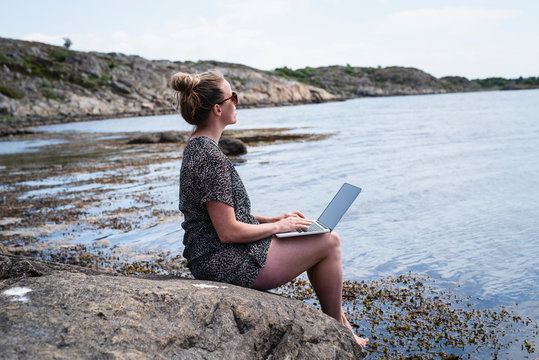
[341,310,369,348]
[353,333,369,348]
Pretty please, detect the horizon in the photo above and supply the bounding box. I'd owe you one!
[1,0,538,79]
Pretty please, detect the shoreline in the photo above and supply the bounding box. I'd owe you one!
[4,86,539,137]
[1,122,537,358]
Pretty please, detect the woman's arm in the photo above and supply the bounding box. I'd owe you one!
[254,212,308,224]
[253,214,278,223]
[207,201,311,244]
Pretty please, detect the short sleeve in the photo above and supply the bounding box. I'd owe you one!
[197,147,234,208]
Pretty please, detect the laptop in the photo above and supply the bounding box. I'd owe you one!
[275,183,362,238]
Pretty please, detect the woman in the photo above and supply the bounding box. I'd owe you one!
[172,71,368,347]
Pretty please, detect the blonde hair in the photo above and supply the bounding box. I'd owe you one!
[171,71,225,126]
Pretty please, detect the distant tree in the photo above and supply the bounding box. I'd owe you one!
[345,63,355,76]
[63,37,72,49]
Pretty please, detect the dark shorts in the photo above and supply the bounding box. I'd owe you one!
[188,247,263,288]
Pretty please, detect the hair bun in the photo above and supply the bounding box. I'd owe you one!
[171,72,200,93]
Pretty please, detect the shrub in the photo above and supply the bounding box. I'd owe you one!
[42,89,60,100]
[273,66,315,84]
[474,77,509,89]
[63,37,72,49]
[48,48,72,62]
[0,84,24,99]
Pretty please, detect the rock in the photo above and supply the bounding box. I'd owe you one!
[0,123,36,137]
[111,79,132,94]
[0,243,10,255]
[127,134,161,144]
[141,101,155,110]
[219,137,247,156]
[127,131,188,144]
[0,255,366,359]
[159,131,188,143]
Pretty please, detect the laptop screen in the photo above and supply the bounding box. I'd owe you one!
[318,183,362,229]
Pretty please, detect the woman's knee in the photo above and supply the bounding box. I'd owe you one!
[326,231,342,255]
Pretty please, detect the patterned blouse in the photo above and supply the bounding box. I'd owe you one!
[179,136,271,287]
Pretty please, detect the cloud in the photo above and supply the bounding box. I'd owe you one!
[377,7,521,35]
[15,4,535,78]
[223,0,294,21]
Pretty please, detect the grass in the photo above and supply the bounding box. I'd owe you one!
[42,89,60,101]
[0,84,24,99]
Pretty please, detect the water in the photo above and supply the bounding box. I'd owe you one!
[25,89,539,325]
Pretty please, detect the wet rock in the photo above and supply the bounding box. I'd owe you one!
[127,131,188,144]
[127,134,161,144]
[0,244,10,255]
[0,123,36,137]
[159,131,188,143]
[219,137,247,156]
[0,255,365,359]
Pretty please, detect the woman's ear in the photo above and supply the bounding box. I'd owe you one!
[212,104,221,116]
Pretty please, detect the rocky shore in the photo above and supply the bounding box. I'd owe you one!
[0,253,366,359]
[4,36,536,137]
[0,36,335,136]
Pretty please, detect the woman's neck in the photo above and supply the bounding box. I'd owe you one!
[191,125,223,143]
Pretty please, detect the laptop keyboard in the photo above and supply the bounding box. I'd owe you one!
[298,221,326,233]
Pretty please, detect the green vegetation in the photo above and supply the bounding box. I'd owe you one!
[344,63,355,76]
[0,84,24,99]
[273,66,316,84]
[0,51,110,92]
[42,88,60,101]
[63,37,72,49]
[0,114,17,123]
[474,76,539,89]
[48,47,72,61]
[0,49,10,64]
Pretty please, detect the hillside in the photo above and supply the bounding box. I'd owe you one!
[0,37,334,127]
[1,37,537,130]
[273,65,539,98]
[273,65,481,97]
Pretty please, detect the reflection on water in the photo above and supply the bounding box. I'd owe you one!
[0,138,68,154]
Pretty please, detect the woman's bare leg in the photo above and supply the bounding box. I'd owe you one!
[252,232,369,347]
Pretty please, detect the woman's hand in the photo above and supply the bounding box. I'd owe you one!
[274,213,312,234]
[253,211,307,224]
[209,202,311,243]
[278,211,307,221]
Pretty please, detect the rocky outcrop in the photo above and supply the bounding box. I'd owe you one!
[0,37,336,124]
[0,254,366,359]
[127,131,189,145]
[274,65,482,98]
[126,132,247,156]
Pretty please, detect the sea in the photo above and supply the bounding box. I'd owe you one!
[9,89,539,353]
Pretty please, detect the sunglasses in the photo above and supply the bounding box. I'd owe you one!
[218,92,238,105]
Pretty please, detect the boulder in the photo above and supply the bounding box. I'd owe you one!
[0,254,366,359]
[159,131,188,144]
[218,137,247,156]
[127,131,188,144]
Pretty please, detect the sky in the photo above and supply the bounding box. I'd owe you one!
[1,0,538,79]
